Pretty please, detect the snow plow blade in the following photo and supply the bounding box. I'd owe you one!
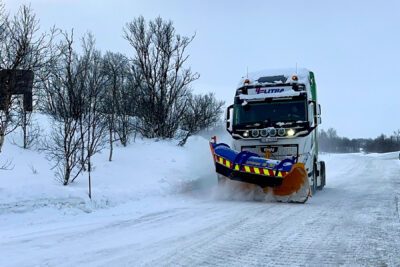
[210,141,310,203]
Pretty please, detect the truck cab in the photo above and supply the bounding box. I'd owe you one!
[225,68,325,193]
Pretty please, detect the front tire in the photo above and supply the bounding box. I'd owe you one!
[311,162,318,194]
[317,161,326,190]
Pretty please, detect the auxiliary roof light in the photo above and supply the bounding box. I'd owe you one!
[268,128,277,137]
[287,128,295,137]
[244,79,250,85]
[260,129,268,137]
[251,129,260,137]
[291,75,298,81]
[278,128,286,137]
[243,130,249,137]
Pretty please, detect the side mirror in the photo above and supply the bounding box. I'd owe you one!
[308,101,315,127]
[317,104,322,124]
[309,101,322,126]
[225,105,233,133]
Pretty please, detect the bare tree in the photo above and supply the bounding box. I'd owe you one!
[114,81,137,147]
[10,102,41,149]
[124,16,199,139]
[42,31,107,195]
[0,3,57,152]
[41,30,84,185]
[102,51,135,160]
[75,33,107,198]
[179,93,224,146]
[43,119,82,185]
[0,1,6,42]
[102,52,121,160]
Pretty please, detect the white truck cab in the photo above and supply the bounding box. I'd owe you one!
[225,68,325,193]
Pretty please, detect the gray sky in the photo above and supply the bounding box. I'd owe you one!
[3,0,400,138]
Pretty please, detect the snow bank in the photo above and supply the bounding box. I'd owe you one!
[364,151,400,160]
[0,126,217,214]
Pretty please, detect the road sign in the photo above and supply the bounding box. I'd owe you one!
[0,69,34,111]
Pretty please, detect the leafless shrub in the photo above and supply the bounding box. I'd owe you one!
[0,158,14,170]
[102,52,136,160]
[42,117,83,185]
[179,93,224,146]
[40,30,84,185]
[10,110,41,149]
[124,16,199,139]
[40,31,107,199]
[28,163,38,174]
[75,33,108,198]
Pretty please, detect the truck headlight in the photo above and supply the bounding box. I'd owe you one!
[287,128,295,137]
[251,129,259,137]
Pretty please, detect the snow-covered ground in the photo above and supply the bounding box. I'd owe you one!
[0,127,217,214]
[1,131,400,266]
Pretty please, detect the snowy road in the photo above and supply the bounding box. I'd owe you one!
[1,153,400,266]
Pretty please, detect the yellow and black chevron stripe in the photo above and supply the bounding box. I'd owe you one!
[214,155,288,178]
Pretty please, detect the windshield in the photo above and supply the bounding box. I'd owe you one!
[233,100,307,126]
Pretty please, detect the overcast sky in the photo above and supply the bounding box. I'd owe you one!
[3,0,400,138]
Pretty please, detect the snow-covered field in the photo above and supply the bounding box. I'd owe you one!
[1,132,400,266]
[0,128,217,214]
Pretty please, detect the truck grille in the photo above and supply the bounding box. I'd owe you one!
[242,145,298,160]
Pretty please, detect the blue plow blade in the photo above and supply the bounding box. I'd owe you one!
[210,142,296,188]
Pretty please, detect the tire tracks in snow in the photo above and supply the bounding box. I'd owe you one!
[139,154,400,266]
[1,154,400,267]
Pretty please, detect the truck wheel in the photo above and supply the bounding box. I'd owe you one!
[311,162,318,194]
[317,161,326,190]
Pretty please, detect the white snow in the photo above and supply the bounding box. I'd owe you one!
[1,127,400,266]
[0,125,215,214]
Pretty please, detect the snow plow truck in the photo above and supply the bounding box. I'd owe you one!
[210,68,325,203]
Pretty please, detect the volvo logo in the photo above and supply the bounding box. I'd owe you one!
[261,146,278,153]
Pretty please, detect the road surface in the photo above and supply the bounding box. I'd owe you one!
[1,153,400,266]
